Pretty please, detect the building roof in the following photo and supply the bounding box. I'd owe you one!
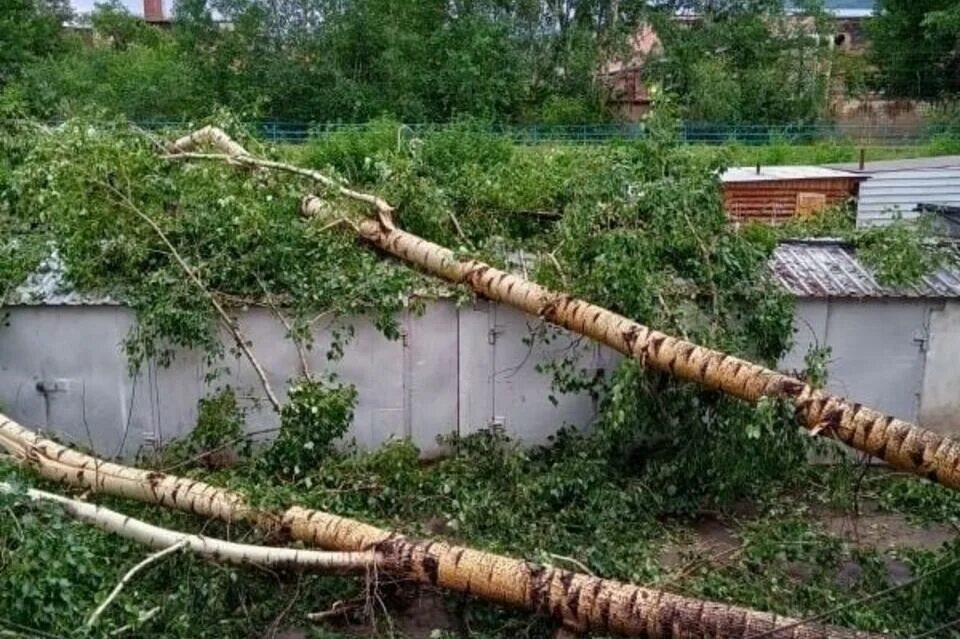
[827,156,960,173]
[829,9,873,18]
[771,239,960,299]
[7,252,117,306]
[722,166,863,184]
[854,168,960,227]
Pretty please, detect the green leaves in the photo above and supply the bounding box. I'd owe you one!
[645,1,833,123]
[869,0,960,99]
[857,215,955,287]
[263,378,358,480]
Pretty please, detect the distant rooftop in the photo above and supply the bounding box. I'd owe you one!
[789,0,873,18]
[827,156,960,173]
[722,166,863,183]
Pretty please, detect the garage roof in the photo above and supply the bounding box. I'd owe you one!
[771,239,960,299]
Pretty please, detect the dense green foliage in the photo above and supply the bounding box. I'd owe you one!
[0,0,71,87]
[0,0,866,125]
[645,0,832,123]
[869,0,960,99]
[265,378,358,479]
[7,0,641,123]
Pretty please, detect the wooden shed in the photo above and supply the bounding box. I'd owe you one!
[721,166,865,224]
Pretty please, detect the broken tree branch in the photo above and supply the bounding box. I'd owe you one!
[1,480,380,577]
[164,126,394,219]
[0,417,884,639]
[86,540,188,628]
[167,125,250,157]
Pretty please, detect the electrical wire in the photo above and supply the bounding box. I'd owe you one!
[747,555,960,639]
[908,617,960,639]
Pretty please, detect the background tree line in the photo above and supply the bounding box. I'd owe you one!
[1,0,959,124]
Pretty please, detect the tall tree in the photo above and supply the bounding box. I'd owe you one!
[0,0,71,86]
[869,0,960,98]
[645,0,832,123]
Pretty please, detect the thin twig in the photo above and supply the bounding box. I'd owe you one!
[307,601,360,622]
[98,181,282,413]
[547,553,595,576]
[159,427,282,472]
[85,540,188,628]
[449,211,467,242]
[266,575,303,639]
[545,250,569,289]
[164,150,394,218]
[746,555,960,639]
[255,274,312,381]
[908,616,960,639]
[109,606,160,636]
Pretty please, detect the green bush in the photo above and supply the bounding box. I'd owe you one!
[262,378,358,479]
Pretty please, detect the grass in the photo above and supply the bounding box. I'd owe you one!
[3,438,960,639]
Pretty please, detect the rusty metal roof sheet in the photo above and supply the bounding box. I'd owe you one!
[771,239,960,298]
[722,166,863,183]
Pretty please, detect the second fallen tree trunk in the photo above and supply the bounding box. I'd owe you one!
[164,125,960,491]
[1,481,379,574]
[300,195,960,490]
[0,416,880,638]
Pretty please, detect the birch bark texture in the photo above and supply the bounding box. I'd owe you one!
[167,125,960,490]
[0,416,882,639]
[308,199,960,491]
[1,482,379,574]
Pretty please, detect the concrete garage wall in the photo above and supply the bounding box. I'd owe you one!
[920,301,960,435]
[0,300,612,458]
[4,296,958,459]
[782,298,935,424]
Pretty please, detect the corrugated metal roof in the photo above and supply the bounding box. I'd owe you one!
[854,168,960,228]
[7,252,117,306]
[722,166,863,183]
[828,156,960,173]
[770,239,960,299]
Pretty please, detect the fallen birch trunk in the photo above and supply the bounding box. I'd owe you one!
[0,416,882,639]
[164,126,960,490]
[0,481,379,574]
[305,200,960,488]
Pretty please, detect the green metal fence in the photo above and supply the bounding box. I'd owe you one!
[123,119,960,146]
